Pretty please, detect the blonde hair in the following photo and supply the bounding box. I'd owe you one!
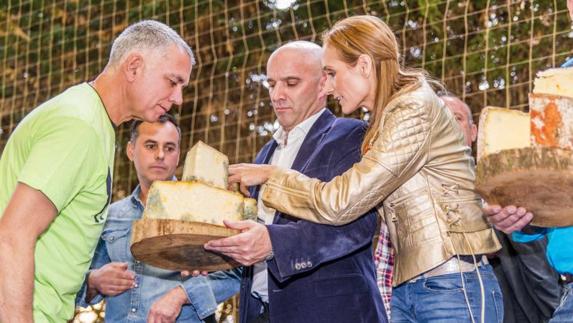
[322,15,428,153]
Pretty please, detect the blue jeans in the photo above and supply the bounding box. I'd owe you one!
[549,282,573,323]
[391,264,503,323]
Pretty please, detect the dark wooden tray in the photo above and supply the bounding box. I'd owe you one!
[476,147,573,227]
[131,219,240,271]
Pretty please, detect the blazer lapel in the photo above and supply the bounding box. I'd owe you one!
[272,110,336,224]
[290,109,336,173]
[251,140,278,200]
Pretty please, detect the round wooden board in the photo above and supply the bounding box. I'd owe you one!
[130,219,241,271]
[476,147,573,227]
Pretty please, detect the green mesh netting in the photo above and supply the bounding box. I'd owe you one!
[1,0,572,321]
[2,0,572,198]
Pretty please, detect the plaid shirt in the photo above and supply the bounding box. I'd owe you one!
[374,221,394,318]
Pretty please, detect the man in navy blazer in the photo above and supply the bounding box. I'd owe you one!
[205,41,387,323]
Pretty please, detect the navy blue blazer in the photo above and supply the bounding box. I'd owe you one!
[238,109,387,323]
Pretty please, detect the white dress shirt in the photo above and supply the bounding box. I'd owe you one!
[250,108,326,302]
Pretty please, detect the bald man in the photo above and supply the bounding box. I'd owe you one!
[206,41,387,323]
[441,96,477,147]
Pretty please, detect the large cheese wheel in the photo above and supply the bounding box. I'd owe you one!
[131,141,257,271]
[476,97,573,227]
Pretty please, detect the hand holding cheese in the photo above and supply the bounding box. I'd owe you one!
[204,219,273,266]
[228,163,277,196]
[475,67,573,228]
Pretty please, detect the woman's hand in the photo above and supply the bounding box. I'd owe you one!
[228,164,276,196]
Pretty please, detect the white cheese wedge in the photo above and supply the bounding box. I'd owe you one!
[477,107,531,161]
[182,141,229,189]
[144,181,246,226]
[533,67,573,99]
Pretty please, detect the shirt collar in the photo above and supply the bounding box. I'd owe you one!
[272,108,325,147]
[129,176,177,209]
[130,185,145,209]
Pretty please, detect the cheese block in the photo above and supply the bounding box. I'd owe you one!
[533,67,573,99]
[182,141,229,189]
[243,198,258,220]
[144,181,247,226]
[529,95,573,151]
[134,140,259,271]
[476,107,530,161]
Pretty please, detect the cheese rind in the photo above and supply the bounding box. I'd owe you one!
[243,198,258,221]
[529,94,573,150]
[182,141,229,189]
[144,181,246,226]
[533,67,573,99]
[476,107,531,161]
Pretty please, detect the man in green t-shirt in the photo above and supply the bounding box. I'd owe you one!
[0,20,194,322]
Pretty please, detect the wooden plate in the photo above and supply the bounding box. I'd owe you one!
[476,147,573,227]
[130,219,241,271]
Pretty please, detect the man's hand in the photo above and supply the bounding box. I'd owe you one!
[87,262,135,299]
[147,286,189,323]
[228,164,276,196]
[204,220,272,266]
[484,204,533,234]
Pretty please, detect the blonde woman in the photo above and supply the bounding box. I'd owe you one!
[210,16,503,323]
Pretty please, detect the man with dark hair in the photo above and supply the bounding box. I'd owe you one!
[130,113,182,142]
[0,20,193,321]
[77,116,239,322]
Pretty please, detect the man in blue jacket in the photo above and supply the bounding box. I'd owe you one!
[205,41,387,323]
[77,114,240,322]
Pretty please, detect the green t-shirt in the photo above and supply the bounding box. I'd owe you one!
[0,83,116,322]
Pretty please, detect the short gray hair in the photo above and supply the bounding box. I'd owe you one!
[108,20,195,67]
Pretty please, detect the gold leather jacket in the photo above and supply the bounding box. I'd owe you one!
[261,81,501,285]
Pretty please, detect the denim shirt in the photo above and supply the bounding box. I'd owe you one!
[76,186,241,322]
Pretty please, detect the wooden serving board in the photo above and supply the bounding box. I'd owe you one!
[131,219,241,271]
[476,147,573,227]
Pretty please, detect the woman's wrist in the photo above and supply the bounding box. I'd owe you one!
[265,165,278,182]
